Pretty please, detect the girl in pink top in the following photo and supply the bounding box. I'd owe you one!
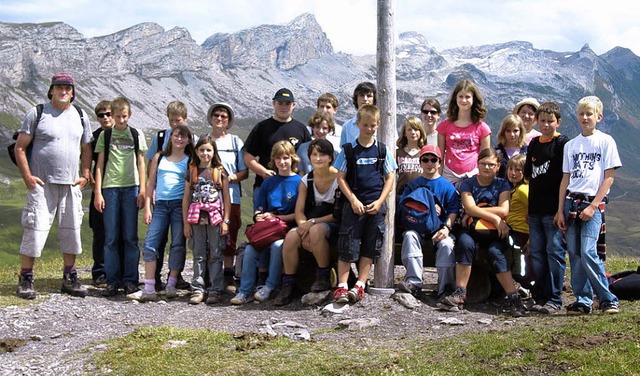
[437,79,491,185]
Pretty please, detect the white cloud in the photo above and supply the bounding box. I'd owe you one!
[0,0,638,56]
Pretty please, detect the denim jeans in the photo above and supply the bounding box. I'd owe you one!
[239,239,284,295]
[564,202,617,307]
[401,230,455,296]
[455,231,509,273]
[102,186,140,287]
[528,214,566,307]
[191,224,223,294]
[142,199,186,272]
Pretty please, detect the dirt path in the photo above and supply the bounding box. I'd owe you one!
[0,264,541,375]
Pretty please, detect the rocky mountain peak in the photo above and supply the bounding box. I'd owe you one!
[201,13,332,70]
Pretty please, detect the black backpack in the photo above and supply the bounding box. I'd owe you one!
[7,103,85,165]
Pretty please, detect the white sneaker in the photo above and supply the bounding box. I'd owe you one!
[253,286,273,302]
[230,292,253,305]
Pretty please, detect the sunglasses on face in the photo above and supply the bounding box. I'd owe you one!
[97,112,111,118]
[421,109,438,116]
[420,157,439,163]
[212,113,229,119]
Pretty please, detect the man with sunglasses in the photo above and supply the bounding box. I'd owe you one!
[397,145,459,305]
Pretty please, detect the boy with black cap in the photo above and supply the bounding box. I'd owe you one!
[15,72,93,299]
[244,88,311,192]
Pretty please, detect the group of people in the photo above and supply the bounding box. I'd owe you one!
[14,73,622,318]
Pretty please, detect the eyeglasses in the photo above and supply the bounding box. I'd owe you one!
[420,157,439,163]
[97,112,111,118]
[212,113,229,119]
[479,162,497,168]
[421,109,439,116]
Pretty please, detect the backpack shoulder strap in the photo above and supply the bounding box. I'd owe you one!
[129,127,140,155]
[305,170,315,210]
[189,165,199,186]
[157,129,166,152]
[377,141,387,174]
[343,142,356,188]
[102,128,113,176]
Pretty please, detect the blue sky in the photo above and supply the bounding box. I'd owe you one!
[1,0,638,56]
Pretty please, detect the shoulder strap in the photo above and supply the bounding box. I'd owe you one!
[157,130,166,153]
[377,142,387,174]
[343,143,356,188]
[305,170,315,210]
[130,127,140,155]
[189,165,199,187]
[103,128,113,176]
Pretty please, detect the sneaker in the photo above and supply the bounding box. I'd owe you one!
[333,287,349,303]
[310,275,332,292]
[566,302,592,315]
[397,281,419,296]
[102,284,119,297]
[600,301,620,314]
[176,274,191,290]
[274,282,294,306]
[441,287,466,308]
[348,285,365,302]
[206,292,222,305]
[139,290,158,302]
[254,285,273,302]
[16,274,36,300]
[189,292,204,305]
[503,293,526,317]
[230,292,253,305]
[124,283,139,295]
[93,275,108,288]
[539,302,561,315]
[165,285,178,299]
[61,272,88,298]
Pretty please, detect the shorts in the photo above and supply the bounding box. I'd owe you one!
[338,202,386,262]
[20,183,84,258]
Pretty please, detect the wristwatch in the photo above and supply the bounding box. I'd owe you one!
[310,218,316,225]
[223,219,231,224]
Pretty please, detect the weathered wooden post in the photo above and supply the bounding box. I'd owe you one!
[374,0,397,288]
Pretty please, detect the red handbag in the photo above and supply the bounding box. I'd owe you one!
[245,217,289,251]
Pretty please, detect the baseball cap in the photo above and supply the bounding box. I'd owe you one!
[207,102,235,128]
[272,88,295,102]
[419,144,442,160]
[512,98,540,115]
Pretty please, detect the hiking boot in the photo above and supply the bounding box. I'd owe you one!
[397,281,420,296]
[176,274,191,290]
[566,302,592,315]
[103,284,119,297]
[503,293,526,317]
[538,302,561,315]
[348,285,365,302]
[230,292,253,305]
[310,275,332,292]
[189,292,204,305]
[333,287,349,303]
[124,283,139,295]
[274,282,294,306]
[441,287,466,308]
[165,285,178,299]
[61,272,88,298]
[600,301,620,314]
[17,274,36,300]
[254,285,273,302]
[139,290,158,302]
[206,292,222,305]
[93,275,108,288]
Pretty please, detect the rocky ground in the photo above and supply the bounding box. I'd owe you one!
[0,263,556,376]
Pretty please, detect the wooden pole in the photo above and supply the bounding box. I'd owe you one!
[374,0,397,288]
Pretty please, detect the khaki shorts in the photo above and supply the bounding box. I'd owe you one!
[19,184,84,258]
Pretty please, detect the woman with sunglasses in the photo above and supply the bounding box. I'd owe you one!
[420,98,442,146]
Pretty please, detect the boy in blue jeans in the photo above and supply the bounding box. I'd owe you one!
[555,96,621,314]
[94,97,148,296]
[333,104,396,303]
[524,102,569,314]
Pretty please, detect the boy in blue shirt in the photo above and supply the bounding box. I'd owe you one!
[333,104,396,303]
[555,96,621,314]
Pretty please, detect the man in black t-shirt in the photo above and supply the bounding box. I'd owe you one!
[243,88,311,190]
